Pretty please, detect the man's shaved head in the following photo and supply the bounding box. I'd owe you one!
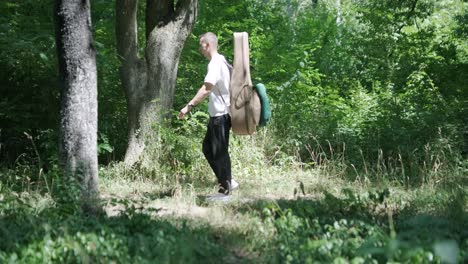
[200,32,218,50]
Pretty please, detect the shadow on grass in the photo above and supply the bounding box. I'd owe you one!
[0,200,253,263]
[141,188,177,200]
[230,189,467,262]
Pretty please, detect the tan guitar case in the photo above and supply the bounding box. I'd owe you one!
[230,32,261,135]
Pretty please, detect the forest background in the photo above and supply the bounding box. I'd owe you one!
[0,0,467,263]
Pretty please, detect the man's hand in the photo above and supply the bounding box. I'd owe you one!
[178,83,211,120]
[178,104,193,119]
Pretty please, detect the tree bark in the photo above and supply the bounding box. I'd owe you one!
[54,0,99,211]
[116,0,198,166]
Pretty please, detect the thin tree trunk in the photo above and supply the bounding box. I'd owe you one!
[54,0,99,212]
[116,0,197,166]
[336,0,341,26]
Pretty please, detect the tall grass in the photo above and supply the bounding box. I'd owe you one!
[300,134,464,188]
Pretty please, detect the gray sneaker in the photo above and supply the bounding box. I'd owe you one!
[231,179,239,190]
[206,193,231,202]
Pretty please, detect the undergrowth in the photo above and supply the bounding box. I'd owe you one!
[0,122,466,263]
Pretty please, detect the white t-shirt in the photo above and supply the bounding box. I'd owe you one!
[204,54,231,117]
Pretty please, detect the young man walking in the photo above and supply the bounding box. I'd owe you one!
[179,32,238,200]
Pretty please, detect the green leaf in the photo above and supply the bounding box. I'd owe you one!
[39,53,48,61]
[94,41,104,48]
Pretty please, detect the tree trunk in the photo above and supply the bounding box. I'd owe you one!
[54,0,99,211]
[116,0,197,166]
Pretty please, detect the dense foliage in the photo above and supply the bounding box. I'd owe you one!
[0,0,466,262]
[176,0,467,184]
[1,0,466,182]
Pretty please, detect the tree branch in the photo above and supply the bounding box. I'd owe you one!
[175,0,197,19]
[175,0,198,37]
[146,0,174,37]
[116,0,139,63]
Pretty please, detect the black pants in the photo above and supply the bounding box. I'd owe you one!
[203,114,231,193]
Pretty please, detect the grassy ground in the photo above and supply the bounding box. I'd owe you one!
[1,158,466,263]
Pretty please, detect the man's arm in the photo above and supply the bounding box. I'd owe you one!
[178,82,214,119]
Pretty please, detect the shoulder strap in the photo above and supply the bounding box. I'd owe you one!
[214,59,231,109]
[218,60,232,103]
[224,60,233,77]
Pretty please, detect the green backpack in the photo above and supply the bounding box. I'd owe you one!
[254,83,271,127]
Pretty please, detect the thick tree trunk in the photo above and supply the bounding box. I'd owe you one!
[116,0,197,166]
[54,0,99,211]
